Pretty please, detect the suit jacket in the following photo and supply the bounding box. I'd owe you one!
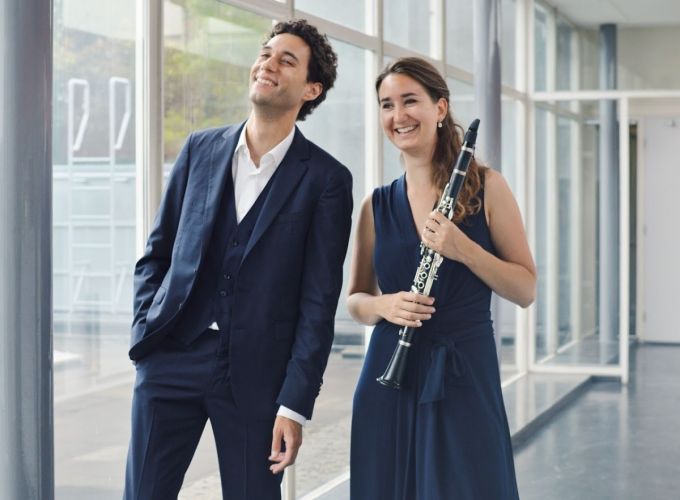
[129,122,353,419]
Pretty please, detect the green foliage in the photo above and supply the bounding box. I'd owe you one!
[53,0,272,163]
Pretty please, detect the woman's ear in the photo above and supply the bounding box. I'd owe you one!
[437,98,449,123]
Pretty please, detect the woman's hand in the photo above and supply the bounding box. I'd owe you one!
[422,211,477,264]
[377,291,435,328]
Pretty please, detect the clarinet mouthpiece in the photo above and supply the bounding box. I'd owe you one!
[464,118,481,145]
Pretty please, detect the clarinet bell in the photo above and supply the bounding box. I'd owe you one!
[377,340,410,389]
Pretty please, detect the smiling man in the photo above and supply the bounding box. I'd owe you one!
[123,20,353,500]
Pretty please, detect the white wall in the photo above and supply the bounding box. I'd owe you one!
[619,26,680,90]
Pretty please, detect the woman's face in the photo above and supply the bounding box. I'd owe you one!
[377,73,447,158]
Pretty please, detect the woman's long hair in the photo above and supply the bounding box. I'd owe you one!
[376,57,486,224]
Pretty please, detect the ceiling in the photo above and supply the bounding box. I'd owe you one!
[542,0,680,27]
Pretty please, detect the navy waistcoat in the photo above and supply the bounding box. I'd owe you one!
[171,164,276,345]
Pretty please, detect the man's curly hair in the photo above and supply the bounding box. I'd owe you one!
[265,19,338,121]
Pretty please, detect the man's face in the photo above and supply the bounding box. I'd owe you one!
[249,33,321,115]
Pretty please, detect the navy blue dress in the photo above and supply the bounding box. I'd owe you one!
[350,173,519,500]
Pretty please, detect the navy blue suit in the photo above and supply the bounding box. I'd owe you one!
[124,123,353,499]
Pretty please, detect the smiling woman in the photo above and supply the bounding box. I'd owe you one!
[378,73,446,160]
[347,57,534,500]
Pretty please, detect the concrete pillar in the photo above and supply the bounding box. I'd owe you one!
[0,0,54,498]
[474,0,504,362]
[598,24,618,347]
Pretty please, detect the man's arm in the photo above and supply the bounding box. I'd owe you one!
[276,165,353,416]
[131,134,193,346]
[269,165,352,474]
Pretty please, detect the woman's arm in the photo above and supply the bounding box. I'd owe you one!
[422,169,536,308]
[347,195,435,326]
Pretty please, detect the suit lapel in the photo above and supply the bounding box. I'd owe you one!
[199,122,244,254]
[241,127,309,263]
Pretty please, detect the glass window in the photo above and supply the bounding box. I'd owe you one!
[296,0,368,33]
[534,107,549,360]
[449,78,476,128]
[556,18,573,91]
[445,0,474,71]
[163,0,271,177]
[497,97,522,376]
[296,38,367,496]
[534,4,548,92]
[556,116,572,349]
[383,136,404,185]
[299,38,367,327]
[579,29,600,90]
[384,0,435,56]
[533,100,610,366]
[447,0,515,84]
[501,0,517,88]
[53,0,137,497]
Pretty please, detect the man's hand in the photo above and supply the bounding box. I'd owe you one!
[269,415,303,474]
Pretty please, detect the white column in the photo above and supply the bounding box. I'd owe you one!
[136,0,164,256]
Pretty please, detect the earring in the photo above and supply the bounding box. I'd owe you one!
[437,121,443,128]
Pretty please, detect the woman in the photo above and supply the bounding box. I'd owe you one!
[348,57,536,499]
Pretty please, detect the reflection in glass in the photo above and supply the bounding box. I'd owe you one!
[557,116,572,348]
[497,98,521,376]
[163,1,270,170]
[446,0,474,71]
[534,108,549,360]
[533,101,619,366]
[384,0,434,56]
[449,78,476,129]
[534,5,548,92]
[53,0,137,497]
[296,0,367,33]
[556,19,573,92]
[501,0,517,88]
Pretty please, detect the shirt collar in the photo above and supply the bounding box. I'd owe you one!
[235,122,296,170]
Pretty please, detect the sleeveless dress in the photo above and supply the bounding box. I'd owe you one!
[350,173,519,500]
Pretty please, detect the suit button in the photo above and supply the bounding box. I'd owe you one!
[223,274,231,280]
[232,240,239,247]
[219,290,226,297]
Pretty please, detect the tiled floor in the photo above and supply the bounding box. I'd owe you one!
[317,343,680,500]
[514,343,680,500]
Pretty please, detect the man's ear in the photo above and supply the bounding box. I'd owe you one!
[303,81,323,102]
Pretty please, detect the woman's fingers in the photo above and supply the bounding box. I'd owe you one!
[403,291,435,305]
[394,315,423,328]
[397,310,432,322]
[401,300,435,315]
[386,292,437,327]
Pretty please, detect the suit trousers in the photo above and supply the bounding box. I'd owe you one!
[124,329,283,499]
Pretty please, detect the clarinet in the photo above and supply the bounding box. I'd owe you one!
[377,118,480,389]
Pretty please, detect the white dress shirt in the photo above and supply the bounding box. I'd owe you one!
[210,123,307,426]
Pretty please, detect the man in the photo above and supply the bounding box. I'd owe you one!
[124,19,353,499]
